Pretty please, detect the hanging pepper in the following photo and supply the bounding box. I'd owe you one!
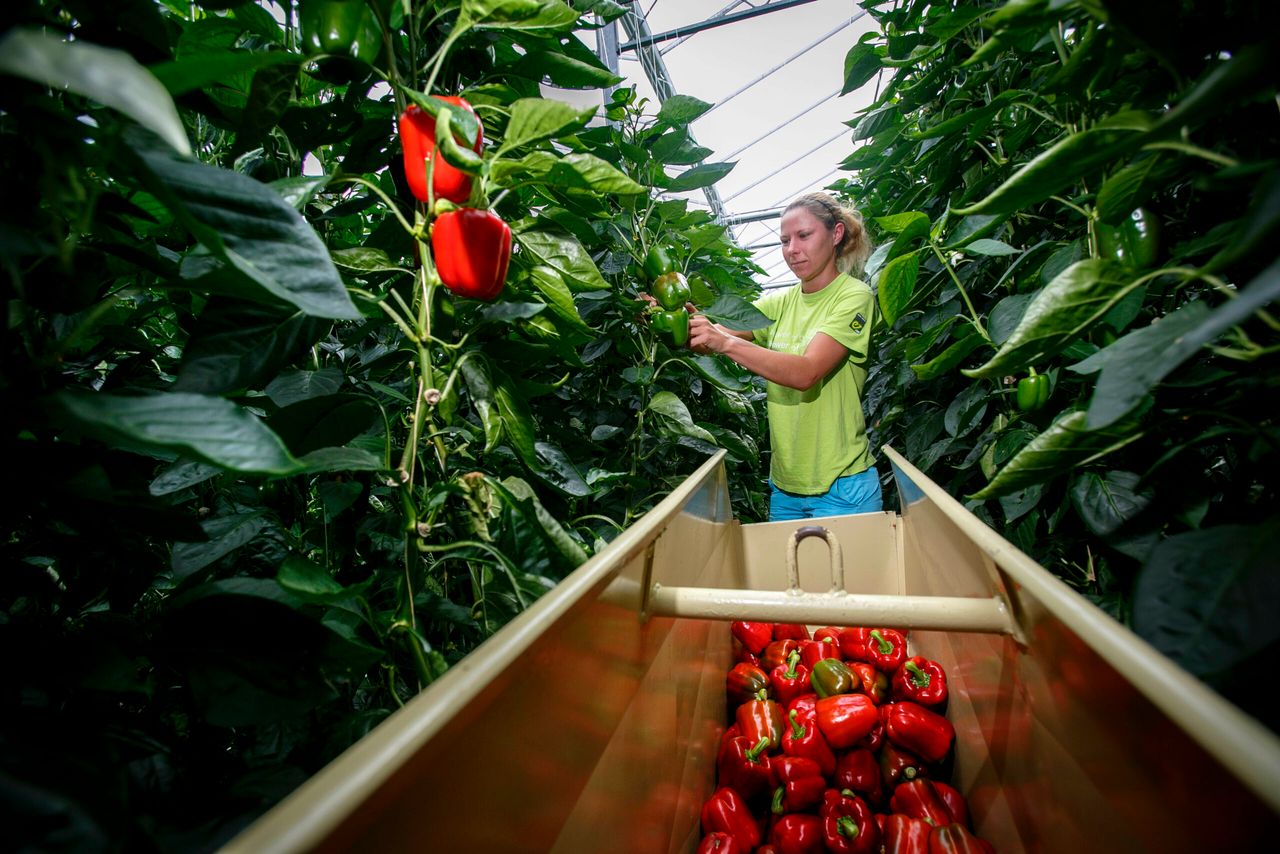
[1096,206,1160,268]
[928,824,995,854]
[781,708,836,777]
[931,781,970,828]
[833,748,883,806]
[810,658,858,698]
[731,621,774,655]
[769,755,826,815]
[701,787,761,851]
[762,639,802,672]
[878,742,927,790]
[768,813,825,854]
[838,627,870,663]
[800,636,842,669]
[651,306,689,347]
[431,208,510,300]
[642,244,677,281]
[298,0,380,81]
[893,657,949,707]
[850,662,890,705]
[716,735,773,803]
[866,628,908,672]
[736,689,784,753]
[882,814,933,854]
[651,270,691,309]
[815,693,878,749]
[771,651,811,707]
[696,831,745,854]
[773,623,811,641]
[890,779,954,827]
[882,701,955,764]
[399,98,482,205]
[820,788,880,854]
[726,662,771,708]
[1015,368,1051,412]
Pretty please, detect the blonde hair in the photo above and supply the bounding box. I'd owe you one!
[784,192,872,276]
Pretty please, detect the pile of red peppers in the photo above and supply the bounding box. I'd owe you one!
[701,621,997,854]
[399,96,510,301]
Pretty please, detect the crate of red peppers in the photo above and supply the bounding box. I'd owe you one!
[700,619,996,854]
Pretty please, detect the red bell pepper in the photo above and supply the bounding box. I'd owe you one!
[857,719,884,752]
[718,723,741,765]
[770,755,826,814]
[432,208,510,300]
[800,636,842,669]
[731,621,774,654]
[883,701,955,763]
[773,623,811,641]
[696,831,745,854]
[849,662,889,705]
[893,657,948,707]
[820,789,880,854]
[702,787,761,850]
[716,735,772,803]
[810,657,857,698]
[928,824,995,854]
[399,97,481,205]
[815,693,878,750]
[761,639,802,672]
[931,781,970,828]
[833,748,883,805]
[787,692,818,726]
[726,662,771,708]
[838,627,870,663]
[866,628,908,672]
[781,708,836,777]
[768,813,825,854]
[732,635,761,667]
[883,813,932,854]
[771,651,811,707]
[877,742,926,789]
[890,779,953,827]
[813,626,843,647]
[737,689,784,752]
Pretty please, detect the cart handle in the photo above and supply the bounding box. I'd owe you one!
[786,526,844,594]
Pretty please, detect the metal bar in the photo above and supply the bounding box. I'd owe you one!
[660,0,751,56]
[702,11,867,119]
[719,87,841,163]
[619,0,822,52]
[647,586,1014,634]
[722,207,784,226]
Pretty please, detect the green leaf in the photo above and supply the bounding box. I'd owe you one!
[174,299,328,395]
[1067,301,1211,429]
[532,442,592,498]
[987,293,1034,345]
[150,459,224,496]
[498,476,588,566]
[646,391,715,444]
[877,251,920,327]
[127,129,360,319]
[906,91,1018,140]
[265,367,345,408]
[528,266,593,332]
[650,130,713,166]
[910,325,983,381]
[656,94,713,126]
[265,394,379,457]
[460,356,503,453]
[971,409,1145,499]
[277,554,352,603]
[841,36,883,95]
[953,113,1153,216]
[330,246,407,273]
[1096,155,1171,225]
[514,225,609,290]
[150,49,300,97]
[48,390,300,475]
[1132,521,1280,679]
[498,97,597,153]
[171,510,267,580]
[665,162,736,192]
[513,49,622,89]
[270,176,331,211]
[963,259,1137,379]
[1070,470,1153,538]
[463,0,579,30]
[703,293,772,331]
[943,213,1005,249]
[964,238,1018,257]
[672,354,754,393]
[0,28,191,156]
[490,151,645,194]
[295,447,384,473]
[495,372,538,466]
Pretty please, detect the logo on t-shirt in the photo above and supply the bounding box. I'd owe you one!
[850,312,866,334]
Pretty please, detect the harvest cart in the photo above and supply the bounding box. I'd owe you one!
[224,447,1280,852]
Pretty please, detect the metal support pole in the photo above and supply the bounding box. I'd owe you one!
[618,0,823,52]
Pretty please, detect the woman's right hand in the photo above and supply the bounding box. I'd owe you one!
[688,313,736,355]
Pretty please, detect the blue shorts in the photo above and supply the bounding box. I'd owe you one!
[769,467,883,521]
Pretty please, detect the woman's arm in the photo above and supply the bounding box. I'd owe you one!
[688,314,847,391]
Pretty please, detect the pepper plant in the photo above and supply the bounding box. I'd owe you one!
[836,0,1277,730]
[0,0,766,848]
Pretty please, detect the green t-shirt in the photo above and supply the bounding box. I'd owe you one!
[753,273,875,494]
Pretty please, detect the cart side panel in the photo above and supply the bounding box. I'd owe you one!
[740,511,901,594]
[894,459,1279,852]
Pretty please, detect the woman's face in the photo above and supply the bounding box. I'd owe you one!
[780,206,843,284]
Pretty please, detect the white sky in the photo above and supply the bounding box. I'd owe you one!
[612,1,883,289]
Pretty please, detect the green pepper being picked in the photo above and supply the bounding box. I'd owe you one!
[652,271,691,310]
[1016,368,1051,412]
[652,307,689,347]
[642,244,677,281]
[299,0,381,82]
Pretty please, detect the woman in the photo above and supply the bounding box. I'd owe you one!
[688,191,882,521]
